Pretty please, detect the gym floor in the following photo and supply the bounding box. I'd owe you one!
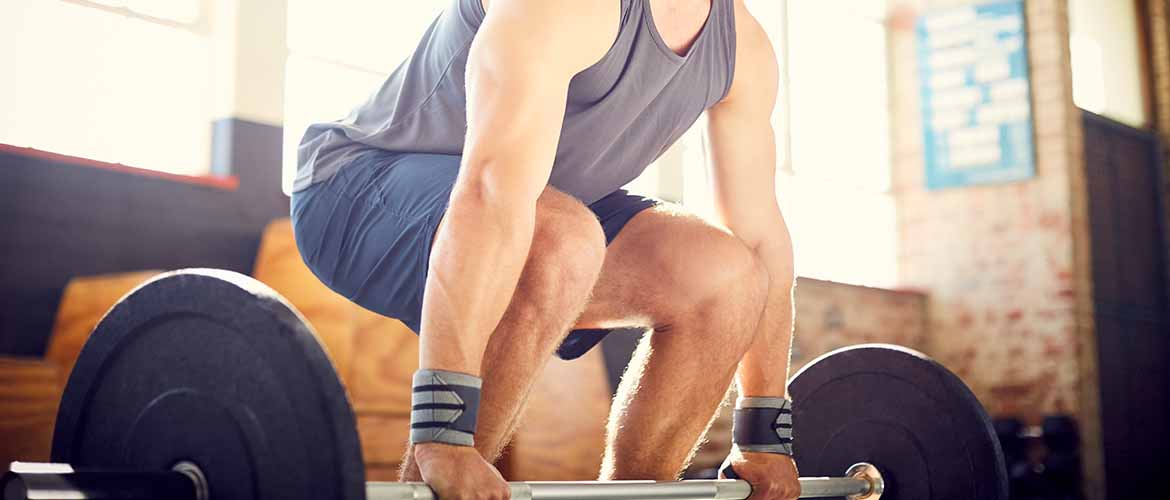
[1,1,1169,500]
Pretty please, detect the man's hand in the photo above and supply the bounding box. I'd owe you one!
[721,449,800,500]
[415,443,510,500]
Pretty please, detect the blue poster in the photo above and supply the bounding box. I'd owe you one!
[917,0,1036,190]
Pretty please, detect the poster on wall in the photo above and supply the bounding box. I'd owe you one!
[916,0,1036,190]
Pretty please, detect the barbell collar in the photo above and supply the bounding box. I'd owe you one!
[5,462,881,500]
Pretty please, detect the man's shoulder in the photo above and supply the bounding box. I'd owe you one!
[477,0,621,74]
[730,0,773,57]
[716,0,779,108]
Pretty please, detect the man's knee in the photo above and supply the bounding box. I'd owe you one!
[524,189,607,296]
[643,220,769,333]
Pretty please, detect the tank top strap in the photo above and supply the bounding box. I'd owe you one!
[619,0,635,27]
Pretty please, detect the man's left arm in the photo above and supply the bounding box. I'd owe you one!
[706,1,793,401]
[706,3,800,499]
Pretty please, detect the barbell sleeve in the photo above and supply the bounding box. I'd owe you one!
[4,462,882,500]
[2,462,204,500]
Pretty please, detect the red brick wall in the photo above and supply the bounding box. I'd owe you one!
[887,0,1102,496]
[790,278,929,366]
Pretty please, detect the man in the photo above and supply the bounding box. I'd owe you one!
[291,0,799,499]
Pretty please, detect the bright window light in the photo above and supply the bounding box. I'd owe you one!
[283,0,447,193]
[84,0,201,24]
[0,0,212,176]
[1069,0,1147,126]
[782,1,895,287]
[787,1,891,190]
[685,0,896,287]
[1070,34,1106,115]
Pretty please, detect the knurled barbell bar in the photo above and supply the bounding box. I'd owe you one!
[3,460,882,500]
[0,270,1008,500]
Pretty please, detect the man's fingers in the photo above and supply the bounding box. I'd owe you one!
[735,467,776,500]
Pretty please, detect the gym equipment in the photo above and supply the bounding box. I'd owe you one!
[2,269,1007,500]
[44,269,365,500]
[789,345,1009,500]
[3,460,882,500]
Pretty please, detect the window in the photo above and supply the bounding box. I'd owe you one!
[1070,0,1148,127]
[783,0,895,287]
[676,0,896,287]
[282,0,447,193]
[0,0,213,176]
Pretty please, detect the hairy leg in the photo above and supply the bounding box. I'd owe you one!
[576,207,770,480]
[400,188,607,480]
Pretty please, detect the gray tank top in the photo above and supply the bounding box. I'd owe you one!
[294,0,736,205]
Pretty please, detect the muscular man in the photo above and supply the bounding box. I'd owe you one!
[291,0,799,499]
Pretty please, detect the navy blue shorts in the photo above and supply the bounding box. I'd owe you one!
[290,148,659,360]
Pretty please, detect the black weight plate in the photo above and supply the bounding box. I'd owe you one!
[51,269,366,500]
[790,344,1008,500]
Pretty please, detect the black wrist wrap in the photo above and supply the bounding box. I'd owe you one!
[731,396,794,455]
[410,369,482,447]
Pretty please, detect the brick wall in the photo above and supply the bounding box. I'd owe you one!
[790,278,929,366]
[886,0,1102,497]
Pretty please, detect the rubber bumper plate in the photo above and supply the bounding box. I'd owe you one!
[50,269,366,500]
[789,344,1009,500]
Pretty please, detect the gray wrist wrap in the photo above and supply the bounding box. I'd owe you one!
[732,396,794,455]
[410,369,483,447]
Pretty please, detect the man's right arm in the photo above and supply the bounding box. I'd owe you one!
[413,4,617,497]
[418,0,617,394]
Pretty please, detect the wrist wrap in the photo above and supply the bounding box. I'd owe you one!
[732,396,794,455]
[410,369,482,447]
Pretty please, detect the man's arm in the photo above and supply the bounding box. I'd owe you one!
[419,0,617,375]
[706,4,800,499]
[706,1,793,400]
[412,2,617,498]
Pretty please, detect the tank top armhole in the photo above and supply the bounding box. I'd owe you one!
[718,0,738,104]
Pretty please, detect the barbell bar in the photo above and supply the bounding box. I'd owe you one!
[3,461,883,500]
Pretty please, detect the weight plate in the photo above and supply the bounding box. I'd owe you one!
[51,269,366,500]
[790,344,1009,500]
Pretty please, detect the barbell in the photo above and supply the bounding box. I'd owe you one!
[3,461,882,500]
[1,269,1008,500]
